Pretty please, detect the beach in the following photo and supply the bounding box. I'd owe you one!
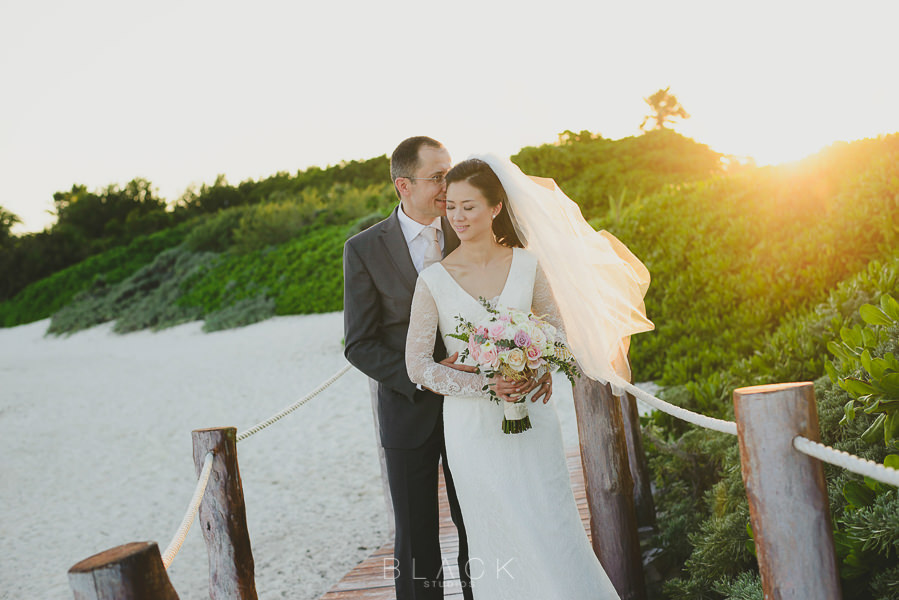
[0,313,593,599]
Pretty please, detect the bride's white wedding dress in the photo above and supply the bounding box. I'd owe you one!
[406,247,621,600]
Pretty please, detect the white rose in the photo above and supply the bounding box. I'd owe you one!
[506,348,527,371]
[541,321,557,341]
[530,326,547,348]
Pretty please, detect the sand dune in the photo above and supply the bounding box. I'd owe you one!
[0,313,588,599]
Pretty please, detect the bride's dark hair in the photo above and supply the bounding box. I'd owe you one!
[444,159,523,248]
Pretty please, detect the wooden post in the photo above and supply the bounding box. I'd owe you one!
[733,382,841,600]
[191,427,258,600]
[68,541,179,600]
[619,391,656,529]
[369,377,396,539]
[573,377,647,600]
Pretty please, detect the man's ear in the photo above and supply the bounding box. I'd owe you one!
[394,177,411,198]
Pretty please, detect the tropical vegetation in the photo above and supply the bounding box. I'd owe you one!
[2,127,898,598]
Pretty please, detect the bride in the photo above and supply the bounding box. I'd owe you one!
[405,155,653,599]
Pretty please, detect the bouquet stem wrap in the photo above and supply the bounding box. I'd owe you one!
[502,388,537,434]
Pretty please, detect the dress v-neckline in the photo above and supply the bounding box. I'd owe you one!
[436,248,518,308]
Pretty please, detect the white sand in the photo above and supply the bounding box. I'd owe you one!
[0,313,587,599]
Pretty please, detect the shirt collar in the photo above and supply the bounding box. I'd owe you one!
[397,203,442,243]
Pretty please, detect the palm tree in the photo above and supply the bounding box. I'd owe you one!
[0,206,21,242]
[640,87,690,131]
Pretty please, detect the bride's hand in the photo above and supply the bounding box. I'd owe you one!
[489,375,530,403]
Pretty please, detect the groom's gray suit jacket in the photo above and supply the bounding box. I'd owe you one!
[343,206,460,449]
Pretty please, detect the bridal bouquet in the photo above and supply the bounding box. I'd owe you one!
[447,299,579,434]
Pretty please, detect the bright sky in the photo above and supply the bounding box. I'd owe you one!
[2,0,897,233]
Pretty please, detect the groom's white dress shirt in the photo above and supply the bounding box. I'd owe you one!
[397,205,444,273]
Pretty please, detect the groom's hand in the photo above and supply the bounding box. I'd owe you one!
[419,353,478,394]
[440,352,478,373]
[530,372,553,404]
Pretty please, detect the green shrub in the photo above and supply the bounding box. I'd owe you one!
[47,246,218,334]
[0,225,191,327]
[826,295,899,447]
[512,128,723,217]
[178,224,346,318]
[712,572,762,600]
[347,210,389,239]
[184,207,251,252]
[184,182,394,254]
[607,143,899,390]
[651,263,899,599]
[232,200,319,252]
[203,294,276,332]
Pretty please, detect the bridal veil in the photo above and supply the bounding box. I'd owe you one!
[472,153,654,395]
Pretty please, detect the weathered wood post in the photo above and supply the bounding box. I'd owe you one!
[68,541,179,600]
[733,382,841,600]
[369,377,396,539]
[191,427,258,600]
[574,377,647,600]
[619,391,656,529]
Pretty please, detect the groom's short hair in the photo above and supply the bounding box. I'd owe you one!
[390,136,444,199]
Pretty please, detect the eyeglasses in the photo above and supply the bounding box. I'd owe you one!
[403,173,447,185]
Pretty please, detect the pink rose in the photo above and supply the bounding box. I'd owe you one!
[479,346,498,366]
[514,330,531,348]
[526,345,541,361]
[488,323,506,339]
[498,314,512,322]
[476,325,489,338]
[468,338,480,362]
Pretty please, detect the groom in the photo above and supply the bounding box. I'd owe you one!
[343,136,473,600]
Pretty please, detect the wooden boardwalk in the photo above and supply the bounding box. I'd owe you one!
[319,449,590,600]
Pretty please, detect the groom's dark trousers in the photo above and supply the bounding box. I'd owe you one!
[343,206,473,600]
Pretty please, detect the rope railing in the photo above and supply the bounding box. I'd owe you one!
[237,364,353,443]
[614,377,898,486]
[793,435,899,488]
[152,364,899,574]
[616,379,738,436]
[159,364,353,569]
[161,450,214,569]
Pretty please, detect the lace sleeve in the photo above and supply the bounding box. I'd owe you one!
[406,277,489,396]
[532,261,568,348]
